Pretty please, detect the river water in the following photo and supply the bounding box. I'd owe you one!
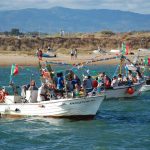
[0,65,150,150]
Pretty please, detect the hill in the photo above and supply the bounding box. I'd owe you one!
[0,7,150,33]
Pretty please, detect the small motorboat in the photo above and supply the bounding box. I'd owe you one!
[42,52,56,58]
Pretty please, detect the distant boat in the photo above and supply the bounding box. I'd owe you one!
[36,50,57,58]
[93,48,107,54]
[42,52,56,58]
[43,48,57,57]
[110,49,121,54]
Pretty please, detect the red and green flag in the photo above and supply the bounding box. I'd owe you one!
[144,56,150,65]
[122,43,129,55]
[148,58,150,65]
[144,56,148,65]
[11,64,19,76]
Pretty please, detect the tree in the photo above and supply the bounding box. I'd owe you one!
[101,30,115,36]
[10,28,20,36]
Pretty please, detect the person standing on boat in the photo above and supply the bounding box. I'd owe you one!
[28,80,38,90]
[66,76,74,92]
[97,76,104,93]
[72,74,81,89]
[56,72,64,97]
[56,73,64,89]
[126,70,133,85]
[74,84,80,97]
[83,76,93,94]
[104,75,111,89]
[111,76,118,87]
[118,74,123,86]
[136,71,143,83]
[22,80,38,94]
[92,78,98,89]
[37,83,49,101]
[9,81,19,95]
[128,70,133,81]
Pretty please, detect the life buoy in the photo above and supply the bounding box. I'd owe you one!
[127,87,134,95]
[0,90,5,103]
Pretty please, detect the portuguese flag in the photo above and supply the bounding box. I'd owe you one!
[122,43,129,55]
[144,56,150,65]
[11,64,19,76]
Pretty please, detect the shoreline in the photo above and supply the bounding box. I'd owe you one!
[0,53,125,67]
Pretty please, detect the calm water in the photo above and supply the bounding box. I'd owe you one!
[0,65,150,150]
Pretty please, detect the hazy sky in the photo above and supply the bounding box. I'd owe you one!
[0,0,150,14]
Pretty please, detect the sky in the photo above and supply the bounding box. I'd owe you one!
[0,0,150,14]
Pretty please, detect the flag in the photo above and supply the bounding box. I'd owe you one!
[11,64,19,76]
[122,43,129,55]
[148,58,150,65]
[126,44,129,55]
[144,56,148,65]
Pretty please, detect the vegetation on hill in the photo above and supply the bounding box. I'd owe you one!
[0,31,150,54]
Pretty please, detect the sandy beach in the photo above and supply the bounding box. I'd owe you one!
[0,53,121,67]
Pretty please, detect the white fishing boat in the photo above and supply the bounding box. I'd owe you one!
[105,81,144,99]
[102,55,145,99]
[0,90,104,119]
[110,49,121,54]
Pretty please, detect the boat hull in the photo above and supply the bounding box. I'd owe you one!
[140,84,150,92]
[105,82,144,99]
[0,95,104,118]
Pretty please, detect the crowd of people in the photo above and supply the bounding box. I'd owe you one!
[21,69,98,101]
[97,70,143,89]
[21,65,143,102]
